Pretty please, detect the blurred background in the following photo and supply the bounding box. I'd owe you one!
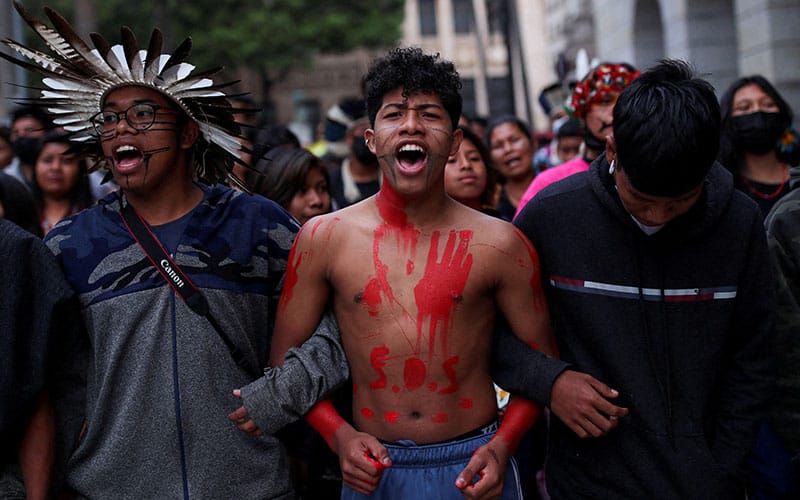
[1,0,798,139]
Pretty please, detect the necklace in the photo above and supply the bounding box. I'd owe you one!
[742,164,790,200]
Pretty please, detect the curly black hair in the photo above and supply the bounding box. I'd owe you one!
[364,47,462,130]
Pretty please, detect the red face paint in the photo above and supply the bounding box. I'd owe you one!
[414,230,473,357]
[403,357,427,391]
[369,346,390,390]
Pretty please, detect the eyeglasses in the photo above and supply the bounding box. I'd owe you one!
[90,103,177,136]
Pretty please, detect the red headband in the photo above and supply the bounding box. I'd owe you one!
[570,63,640,119]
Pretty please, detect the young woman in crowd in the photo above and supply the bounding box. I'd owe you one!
[719,75,799,217]
[444,125,498,216]
[486,115,537,220]
[32,131,94,235]
[249,145,332,224]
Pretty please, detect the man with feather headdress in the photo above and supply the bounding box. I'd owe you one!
[1,3,349,498]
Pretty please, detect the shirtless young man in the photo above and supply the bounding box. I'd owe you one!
[264,48,556,499]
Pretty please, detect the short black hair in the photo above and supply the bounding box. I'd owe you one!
[249,145,329,210]
[364,47,462,130]
[613,59,720,197]
[11,105,53,131]
[556,119,584,139]
[485,115,533,147]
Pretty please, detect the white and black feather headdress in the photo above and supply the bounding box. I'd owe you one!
[0,1,253,189]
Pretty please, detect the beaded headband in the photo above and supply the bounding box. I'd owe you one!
[570,63,640,120]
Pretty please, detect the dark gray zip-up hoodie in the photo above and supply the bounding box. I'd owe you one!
[514,155,775,499]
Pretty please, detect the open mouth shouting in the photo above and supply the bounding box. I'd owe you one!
[113,144,144,173]
[394,142,428,175]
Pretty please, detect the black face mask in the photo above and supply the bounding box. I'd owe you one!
[731,111,786,155]
[583,129,606,153]
[11,136,41,165]
[351,138,377,165]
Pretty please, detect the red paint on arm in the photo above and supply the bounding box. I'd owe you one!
[491,398,541,453]
[512,228,547,314]
[305,400,346,450]
[278,244,303,314]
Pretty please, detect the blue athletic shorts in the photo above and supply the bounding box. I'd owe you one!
[341,430,523,499]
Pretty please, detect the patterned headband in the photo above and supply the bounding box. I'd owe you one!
[569,63,640,120]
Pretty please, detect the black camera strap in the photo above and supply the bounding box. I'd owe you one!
[119,201,260,379]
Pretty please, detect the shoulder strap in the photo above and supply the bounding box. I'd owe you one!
[119,201,261,379]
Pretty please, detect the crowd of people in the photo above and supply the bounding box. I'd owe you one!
[2,3,799,500]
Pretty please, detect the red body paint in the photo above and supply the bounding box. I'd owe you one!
[279,244,302,314]
[305,400,346,450]
[361,407,375,419]
[458,398,473,409]
[403,357,426,391]
[384,411,401,423]
[413,230,473,356]
[492,398,541,451]
[431,412,448,423]
[369,346,390,389]
[437,356,460,394]
[513,228,547,314]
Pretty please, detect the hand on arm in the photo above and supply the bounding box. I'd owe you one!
[455,398,539,498]
[549,370,628,438]
[306,400,391,495]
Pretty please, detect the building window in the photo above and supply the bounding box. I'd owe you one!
[461,78,476,118]
[488,76,513,116]
[453,0,474,34]
[419,0,437,36]
[487,0,506,34]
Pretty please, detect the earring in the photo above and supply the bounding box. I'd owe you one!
[608,160,616,175]
[365,138,369,146]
